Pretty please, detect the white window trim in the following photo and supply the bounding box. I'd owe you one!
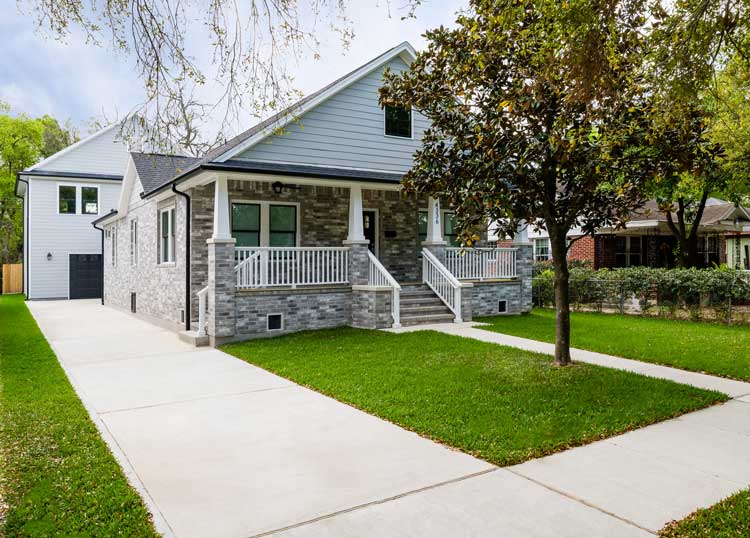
[57,183,100,216]
[383,105,414,140]
[130,218,138,266]
[159,206,176,265]
[533,237,551,261]
[230,200,301,247]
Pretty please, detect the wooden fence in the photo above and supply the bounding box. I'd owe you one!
[2,264,23,294]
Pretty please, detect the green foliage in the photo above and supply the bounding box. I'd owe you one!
[0,107,78,264]
[479,308,750,381]
[532,266,750,319]
[223,327,723,466]
[0,295,159,536]
[660,489,750,538]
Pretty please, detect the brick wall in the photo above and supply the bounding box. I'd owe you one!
[567,235,595,263]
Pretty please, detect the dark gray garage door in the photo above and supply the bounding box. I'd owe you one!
[69,254,102,299]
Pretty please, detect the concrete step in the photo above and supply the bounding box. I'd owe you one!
[400,304,453,316]
[400,295,445,305]
[400,288,436,298]
[400,312,456,326]
[179,330,210,347]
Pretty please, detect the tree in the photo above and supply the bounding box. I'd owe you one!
[17,0,422,154]
[0,109,44,264]
[39,116,80,158]
[380,0,657,365]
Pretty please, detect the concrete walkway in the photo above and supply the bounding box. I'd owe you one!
[28,301,750,538]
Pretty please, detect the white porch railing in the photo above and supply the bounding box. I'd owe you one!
[235,247,350,289]
[446,247,517,280]
[422,248,462,322]
[367,250,401,328]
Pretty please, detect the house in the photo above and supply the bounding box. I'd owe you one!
[526,199,750,269]
[14,124,129,299]
[93,42,533,345]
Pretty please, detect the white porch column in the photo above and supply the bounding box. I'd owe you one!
[513,220,529,244]
[212,176,231,240]
[424,196,446,245]
[346,184,366,242]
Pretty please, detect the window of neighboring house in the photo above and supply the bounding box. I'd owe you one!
[384,105,412,138]
[534,238,550,261]
[269,205,297,247]
[231,203,261,247]
[699,235,720,266]
[159,207,175,264]
[615,236,644,267]
[130,219,138,266]
[111,225,117,266]
[82,186,99,214]
[58,185,77,214]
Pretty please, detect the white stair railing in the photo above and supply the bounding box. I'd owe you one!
[196,286,209,337]
[446,247,517,280]
[235,247,350,289]
[422,248,462,322]
[367,250,401,328]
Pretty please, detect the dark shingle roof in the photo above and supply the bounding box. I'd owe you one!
[630,199,750,225]
[130,152,202,194]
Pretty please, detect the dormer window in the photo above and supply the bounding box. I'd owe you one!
[384,105,412,138]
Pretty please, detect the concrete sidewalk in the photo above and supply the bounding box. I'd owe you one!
[28,300,750,538]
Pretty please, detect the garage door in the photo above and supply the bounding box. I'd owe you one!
[69,254,102,299]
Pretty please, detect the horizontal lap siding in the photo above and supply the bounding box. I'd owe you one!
[36,127,129,176]
[235,58,429,173]
[28,178,121,299]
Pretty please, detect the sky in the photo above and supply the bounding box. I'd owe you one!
[0,0,465,139]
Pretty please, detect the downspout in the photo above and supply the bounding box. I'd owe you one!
[92,221,105,305]
[15,176,29,299]
[172,183,191,332]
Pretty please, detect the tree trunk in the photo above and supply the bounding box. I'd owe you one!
[665,192,709,269]
[549,226,571,366]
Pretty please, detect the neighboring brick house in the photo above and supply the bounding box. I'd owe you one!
[525,199,750,269]
[94,42,533,345]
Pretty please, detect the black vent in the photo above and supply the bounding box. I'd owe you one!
[130,292,137,313]
[498,300,507,313]
[267,314,283,331]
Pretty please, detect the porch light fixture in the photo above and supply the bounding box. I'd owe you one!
[271,181,302,195]
[46,252,53,261]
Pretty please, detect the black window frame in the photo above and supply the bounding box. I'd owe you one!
[81,186,99,215]
[268,204,298,247]
[58,185,77,214]
[384,105,412,138]
[231,203,261,247]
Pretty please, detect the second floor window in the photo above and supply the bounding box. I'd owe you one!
[384,105,412,138]
[534,238,550,261]
[59,186,76,214]
[82,186,99,214]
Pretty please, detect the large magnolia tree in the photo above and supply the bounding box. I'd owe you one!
[381,0,658,365]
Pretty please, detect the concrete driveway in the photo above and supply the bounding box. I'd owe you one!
[28,300,750,538]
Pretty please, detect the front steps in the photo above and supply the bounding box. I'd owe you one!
[399,284,455,326]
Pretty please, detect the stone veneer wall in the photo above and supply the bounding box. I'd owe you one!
[351,287,394,329]
[103,194,187,328]
[233,287,351,340]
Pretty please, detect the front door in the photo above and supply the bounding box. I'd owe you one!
[363,211,377,254]
[69,254,102,299]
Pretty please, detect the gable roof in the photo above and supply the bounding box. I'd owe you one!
[630,199,750,226]
[130,152,202,194]
[141,41,417,197]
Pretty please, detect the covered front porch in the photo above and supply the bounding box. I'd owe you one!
[191,172,531,344]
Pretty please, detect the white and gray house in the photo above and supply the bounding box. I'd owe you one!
[15,124,130,300]
[90,42,532,345]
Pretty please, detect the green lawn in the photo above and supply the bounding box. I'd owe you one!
[223,327,725,466]
[0,295,158,537]
[660,489,750,538]
[477,309,750,382]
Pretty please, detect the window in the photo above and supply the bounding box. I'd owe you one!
[232,203,260,247]
[418,210,459,247]
[82,186,99,214]
[267,313,283,331]
[231,201,298,247]
[59,185,77,214]
[130,219,138,266]
[615,236,644,267]
[698,235,720,267]
[159,207,175,264]
[384,105,412,138]
[111,225,117,266]
[443,212,458,247]
[269,205,297,247]
[534,238,550,261]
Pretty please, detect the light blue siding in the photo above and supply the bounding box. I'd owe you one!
[236,58,428,173]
